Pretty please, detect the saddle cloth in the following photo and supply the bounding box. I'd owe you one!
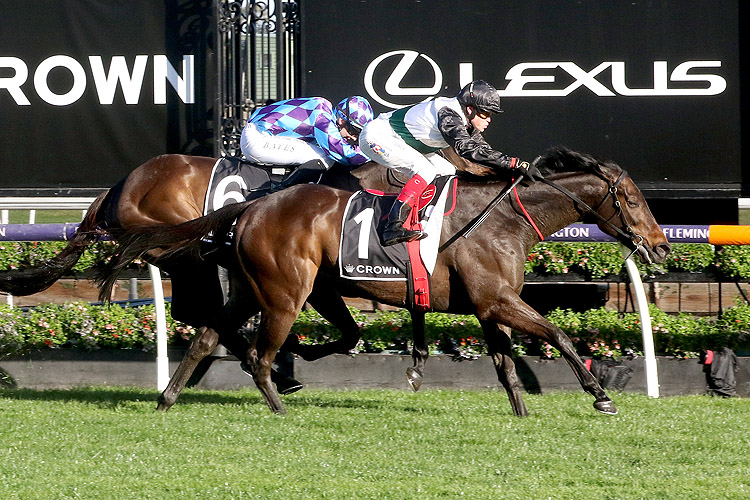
[203,157,291,215]
[338,175,456,282]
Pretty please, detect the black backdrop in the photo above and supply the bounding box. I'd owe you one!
[0,0,213,195]
[301,0,743,216]
[0,0,744,223]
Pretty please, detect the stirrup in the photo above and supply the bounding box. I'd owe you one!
[382,227,426,246]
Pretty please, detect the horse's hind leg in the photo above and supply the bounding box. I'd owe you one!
[157,326,219,411]
[245,311,300,414]
[285,286,361,361]
[406,310,428,392]
[481,321,527,417]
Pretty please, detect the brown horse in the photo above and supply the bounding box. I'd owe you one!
[0,152,478,408]
[96,148,671,416]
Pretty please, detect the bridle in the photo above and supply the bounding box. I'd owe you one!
[538,167,645,260]
[438,161,647,258]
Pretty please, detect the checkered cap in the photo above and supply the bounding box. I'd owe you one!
[333,96,374,131]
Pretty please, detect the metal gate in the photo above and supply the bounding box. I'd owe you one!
[215,0,301,157]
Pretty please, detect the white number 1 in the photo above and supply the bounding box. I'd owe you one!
[353,208,374,259]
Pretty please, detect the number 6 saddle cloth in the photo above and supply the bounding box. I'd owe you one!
[203,157,291,215]
[338,175,457,310]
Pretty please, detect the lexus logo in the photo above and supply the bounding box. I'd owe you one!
[363,50,727,108]
[363,50,443,109]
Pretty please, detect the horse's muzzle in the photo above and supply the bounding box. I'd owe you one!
[639,241,671,264]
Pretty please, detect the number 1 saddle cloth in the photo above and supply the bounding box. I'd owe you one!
[338,175,457,283]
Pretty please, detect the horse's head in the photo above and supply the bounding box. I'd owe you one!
[587,163,671,264]
[537,148,670,264]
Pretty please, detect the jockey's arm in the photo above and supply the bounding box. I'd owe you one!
[312,110,370,167]
[436,107,520,175]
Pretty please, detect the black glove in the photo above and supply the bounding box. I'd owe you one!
[515,159,543,182]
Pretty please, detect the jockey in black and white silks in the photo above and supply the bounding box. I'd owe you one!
[359,80,540,246]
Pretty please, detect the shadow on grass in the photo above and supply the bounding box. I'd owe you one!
[0,385,508,414]
[0,386,255,409]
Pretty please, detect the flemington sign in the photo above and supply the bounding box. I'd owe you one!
[547,224,750,246]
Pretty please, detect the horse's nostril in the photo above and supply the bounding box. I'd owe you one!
[658,243,672,258]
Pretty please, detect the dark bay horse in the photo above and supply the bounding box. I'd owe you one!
[0,151,481,408]
[97,148,671,416]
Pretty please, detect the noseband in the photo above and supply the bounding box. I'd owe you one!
[539,168,645,259]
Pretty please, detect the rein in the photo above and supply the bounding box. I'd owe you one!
[438,167,645,258]
[437,175,525,252]
[537,169,645,259]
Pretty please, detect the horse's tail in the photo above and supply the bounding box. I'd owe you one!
[0,191,109,296]
[95,200,253,302]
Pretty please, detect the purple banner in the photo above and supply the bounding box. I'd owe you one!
[0,223,715,244]
[546,224,710,243]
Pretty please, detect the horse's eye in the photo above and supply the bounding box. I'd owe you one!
[626,200,638,208]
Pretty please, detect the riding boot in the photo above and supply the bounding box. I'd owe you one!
[380,174,428,246]
[271,159,327,192]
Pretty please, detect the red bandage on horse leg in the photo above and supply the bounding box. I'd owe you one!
[396,174,428,206]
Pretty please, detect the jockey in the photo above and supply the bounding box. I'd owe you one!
[240,96,374,189]
[359,80,541,246]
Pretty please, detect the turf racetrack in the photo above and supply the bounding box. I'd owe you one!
[1,387,748,499]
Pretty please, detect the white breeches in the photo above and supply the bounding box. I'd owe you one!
[240,123,334,168]
[358,117,455,184]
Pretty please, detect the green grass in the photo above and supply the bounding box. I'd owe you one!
[1,388,749,499]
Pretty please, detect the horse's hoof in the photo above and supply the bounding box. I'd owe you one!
[275,376,304,395]
[406,367,423,392]
[594,399,618,415]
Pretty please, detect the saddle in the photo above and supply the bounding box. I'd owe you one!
[339,175,457,311]
[203,157,294,215]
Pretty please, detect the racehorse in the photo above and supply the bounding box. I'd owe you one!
[95,148,671,416]
[0,150,482,408]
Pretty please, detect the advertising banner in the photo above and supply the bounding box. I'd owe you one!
[0,0,213,193]
[301,0,742,198]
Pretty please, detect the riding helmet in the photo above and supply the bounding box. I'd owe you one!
[457,80,503,115]
[333,96,374,133]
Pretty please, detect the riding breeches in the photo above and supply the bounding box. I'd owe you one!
[358,117,456,184]
[240,123,334,168]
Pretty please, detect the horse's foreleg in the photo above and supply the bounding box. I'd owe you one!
[157,326,219,411]
[487,289,616,415]
[406,310,427,392]
[481,321,527,417]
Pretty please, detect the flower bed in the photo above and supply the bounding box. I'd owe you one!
[2,300,749,360]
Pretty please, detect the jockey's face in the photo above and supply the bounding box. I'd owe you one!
[338,118,360,146]
[467,106,491,132]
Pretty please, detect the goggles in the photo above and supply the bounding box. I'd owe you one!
[475,109,492,119]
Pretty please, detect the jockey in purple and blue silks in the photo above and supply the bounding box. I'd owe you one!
[240,96,374,189]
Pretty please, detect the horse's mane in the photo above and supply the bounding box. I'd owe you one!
[453,146,619,183]
[534,147,621,176]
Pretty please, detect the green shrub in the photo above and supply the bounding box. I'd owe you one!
[0,304,26,354]
[1,301,749,359]
[5,241,750,279]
